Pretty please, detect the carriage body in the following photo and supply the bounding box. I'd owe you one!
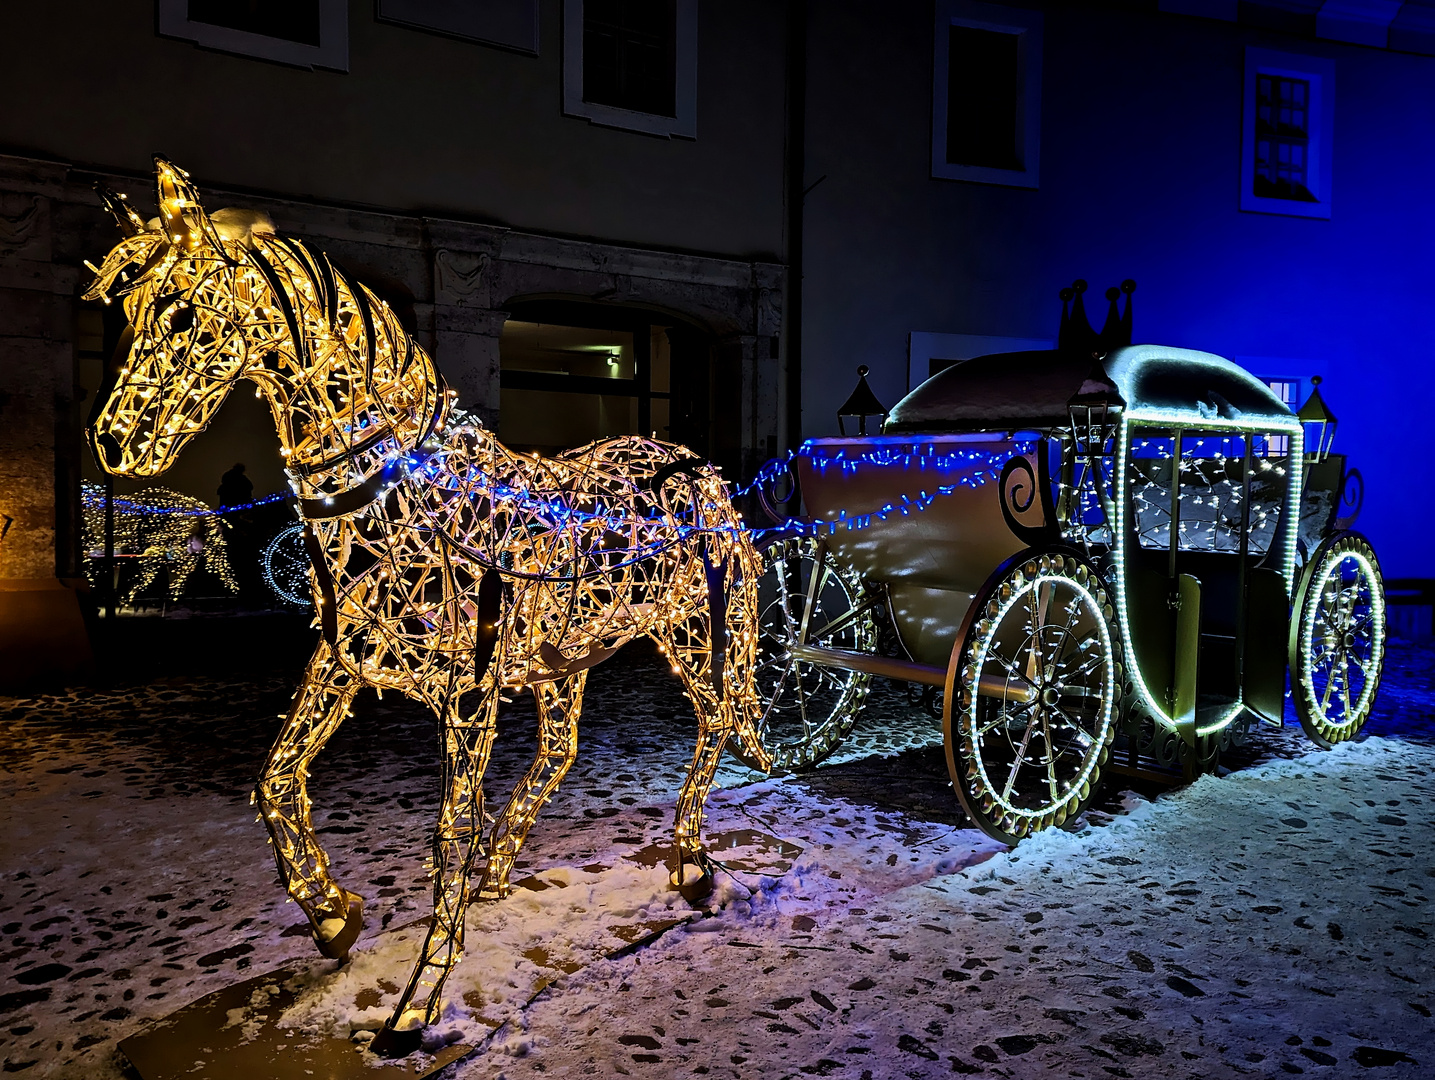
[754,344,1384,842]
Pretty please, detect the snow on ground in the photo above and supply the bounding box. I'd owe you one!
[0,639,1431,1078]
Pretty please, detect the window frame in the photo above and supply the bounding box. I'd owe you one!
[562,0,697,139]
[931,0,1042,189]
[1260,376,1303,456]
[1242,48,1334,219]
[157,0,348,71]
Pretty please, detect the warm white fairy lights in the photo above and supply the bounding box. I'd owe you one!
[1128,436,1287,556]
[85,158,771,1055]
[81,480,238,602]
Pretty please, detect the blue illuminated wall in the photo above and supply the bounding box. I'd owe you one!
[800,2,1435,578]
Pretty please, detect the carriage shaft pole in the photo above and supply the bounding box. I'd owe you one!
[788,644,1036,703]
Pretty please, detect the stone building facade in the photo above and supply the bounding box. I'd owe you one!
[0,151,784,683]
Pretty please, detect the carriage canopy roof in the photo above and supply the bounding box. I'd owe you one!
[884,344,1297,433]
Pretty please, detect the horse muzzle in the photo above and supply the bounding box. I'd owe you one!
[88,428,125,474]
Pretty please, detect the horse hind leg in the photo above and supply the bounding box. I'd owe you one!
[254,643,362,959]
[481,672,587,900]
[374,687,499,1057]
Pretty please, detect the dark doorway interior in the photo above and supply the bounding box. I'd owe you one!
[499,300,712,458]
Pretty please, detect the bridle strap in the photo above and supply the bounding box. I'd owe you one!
[299,455,417,520]
[296,382,448,521]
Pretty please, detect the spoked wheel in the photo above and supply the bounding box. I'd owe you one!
[262,523,311,607]
[1289,532,1386,748]
[945,548,1122,845]
[733,535,877,771]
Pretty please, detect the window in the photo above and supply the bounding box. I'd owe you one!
[1254,75,1313,200]
[932,1,1042,188]
[1262,377,1300,455]
[907,331,1053,394]
[186,0,319,45]
[563,0,697,138]
[584,0,676,116]
[498,304,682,456]
[1242,49,1333,218]
[157,0,348,70]
[947,27,1019,169]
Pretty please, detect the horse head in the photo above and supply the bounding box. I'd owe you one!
[85,156,273,477]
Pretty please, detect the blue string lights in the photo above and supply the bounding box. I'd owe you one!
[80,487,289,517]
[737,439,1035,538]
[80,439,1035,574]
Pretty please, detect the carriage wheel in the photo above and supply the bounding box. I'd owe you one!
[1289,532,1386,748]
[733,535,877,771]
[945,549,1121,845]
[262,524,312,607]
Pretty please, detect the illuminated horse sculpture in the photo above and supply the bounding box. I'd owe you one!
[85,158,771,1056]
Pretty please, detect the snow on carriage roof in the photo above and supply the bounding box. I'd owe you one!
[884,344,1297,433]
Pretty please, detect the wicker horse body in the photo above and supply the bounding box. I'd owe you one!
[85,159,769,1050]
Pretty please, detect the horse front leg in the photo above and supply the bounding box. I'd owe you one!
[481,671,587,899]
[254,642,362,959]
[373,688,498,1057]
[659,627,735,902]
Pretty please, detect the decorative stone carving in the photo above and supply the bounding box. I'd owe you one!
[758,285,783,339]
[0,196,44,258]
[434,249,490,305]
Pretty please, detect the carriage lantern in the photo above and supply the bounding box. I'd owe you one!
[1297,375,1338,462]
[836,365,888,436]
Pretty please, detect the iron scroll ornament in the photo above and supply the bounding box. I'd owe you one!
[999,449,1060,547]
[1332,466,1364,533]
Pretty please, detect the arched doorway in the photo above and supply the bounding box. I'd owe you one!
[499,298,714,458]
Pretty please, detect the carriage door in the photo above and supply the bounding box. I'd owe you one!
[1127,430,1291,739]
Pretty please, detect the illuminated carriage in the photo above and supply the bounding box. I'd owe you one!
[744,332,1383,844]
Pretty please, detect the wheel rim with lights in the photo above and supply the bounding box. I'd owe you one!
[1289,531,1385,748]
[945,550,1121,845]
[262,523,312,607]
[735,535,875,771]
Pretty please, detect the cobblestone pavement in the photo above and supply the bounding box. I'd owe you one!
[0,636,1430,1078]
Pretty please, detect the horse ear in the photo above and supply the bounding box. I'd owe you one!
[153,155,225,253]
[95,183,147,237]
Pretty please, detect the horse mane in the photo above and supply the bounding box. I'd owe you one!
[247,233,445,482]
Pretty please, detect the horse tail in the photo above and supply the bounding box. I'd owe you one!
[721,535,774,772]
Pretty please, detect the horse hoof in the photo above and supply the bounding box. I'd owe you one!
[670,862,713,903]
[314,891,364,961]
[369,1023,424,1058]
